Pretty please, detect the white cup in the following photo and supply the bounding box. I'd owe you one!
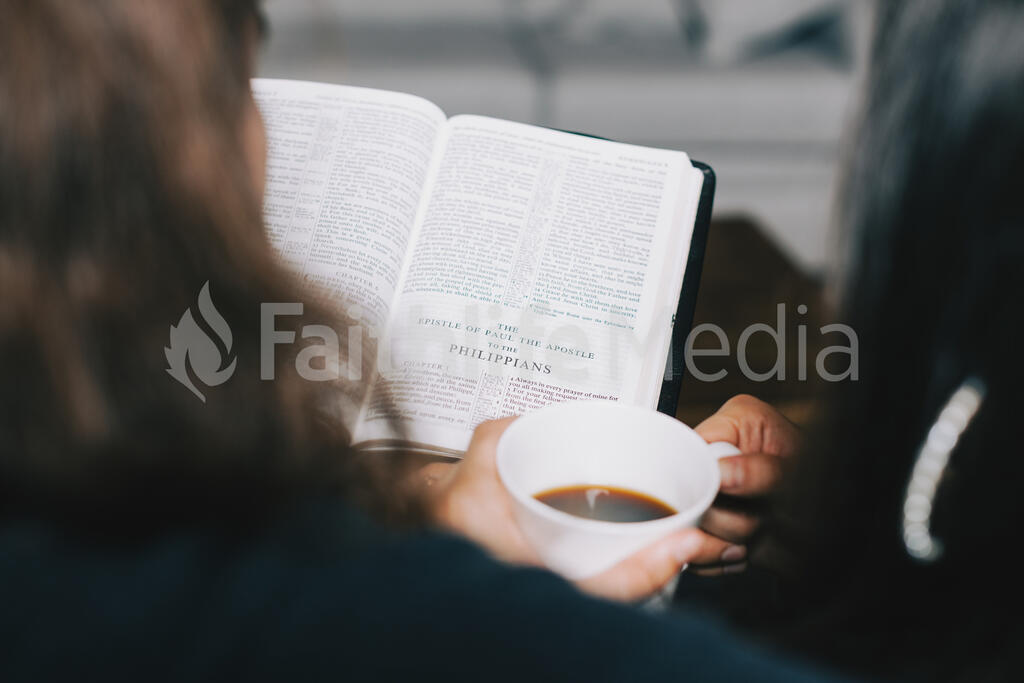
[496,401,740,580]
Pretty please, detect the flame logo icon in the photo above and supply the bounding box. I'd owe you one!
[165,281,237,402]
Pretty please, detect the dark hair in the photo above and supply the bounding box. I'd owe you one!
[736,1,1024,679]
[0,0,421,531]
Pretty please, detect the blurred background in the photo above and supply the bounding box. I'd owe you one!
[258,0,875,422]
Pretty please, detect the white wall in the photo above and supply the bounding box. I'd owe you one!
[258,0,874,274]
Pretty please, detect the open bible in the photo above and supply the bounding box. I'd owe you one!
[254,79,714,457]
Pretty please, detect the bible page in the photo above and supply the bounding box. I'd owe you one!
[253,79,446,331]
[353,115,704,454]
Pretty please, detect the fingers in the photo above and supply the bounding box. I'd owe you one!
[576,528,704,602]
[686,525,750,577]
[465,416,518,454]
[461,416,518,470]
[576,528,747,602]
[694,413,742,448]
[700,505,760,544]
[718,452,782,497]
[685,500,760,576]
[684,528,746,566]
[694,394,773,444]
[689,562,749,577]
[694,394,801,458]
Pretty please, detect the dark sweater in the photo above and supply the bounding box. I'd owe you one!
[0,499,845,682]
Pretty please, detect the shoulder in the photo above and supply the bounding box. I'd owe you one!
[0,500,849,683]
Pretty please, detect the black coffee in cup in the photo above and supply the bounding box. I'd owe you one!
[534,485,677,523]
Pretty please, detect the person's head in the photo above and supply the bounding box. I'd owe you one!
[764,0,1024,678]
[0,0,417,530]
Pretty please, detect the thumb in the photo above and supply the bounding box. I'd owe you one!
[575,528,704,603]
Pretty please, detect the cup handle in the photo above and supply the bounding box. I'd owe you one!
[706,441,742,459]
